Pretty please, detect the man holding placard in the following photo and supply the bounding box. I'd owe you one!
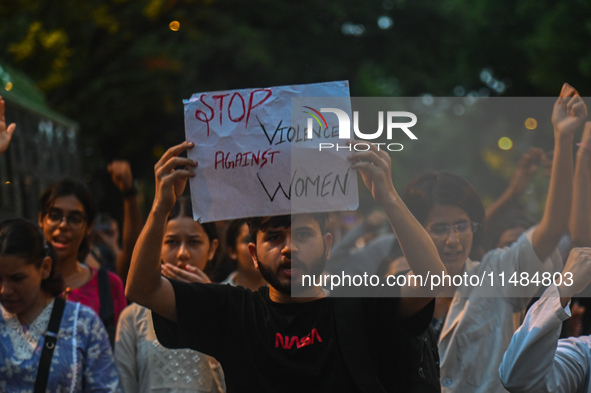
[126,128,445,392]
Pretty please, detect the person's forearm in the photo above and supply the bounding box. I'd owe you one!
[125,205,167,303]
[569,148,591,247]
[532,133,573,261]
[117,195,143,283]
[380,191,445,283]
[499,286,577,393]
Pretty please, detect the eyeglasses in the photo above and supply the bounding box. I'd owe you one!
[426,221,478,238]
[45,208,87,228]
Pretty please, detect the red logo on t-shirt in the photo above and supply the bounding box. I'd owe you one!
[275,328,323,349]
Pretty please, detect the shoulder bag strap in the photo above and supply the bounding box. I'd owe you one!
[98,266,114,323]
[34,297,66,393]
[98,267,116,348]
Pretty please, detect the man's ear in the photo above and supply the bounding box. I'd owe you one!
[38,212,44,228]
[248,242,259,269]
[323,232,333,260]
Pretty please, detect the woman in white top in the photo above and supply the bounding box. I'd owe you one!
[115,197,225,393]
[393,83,584,392]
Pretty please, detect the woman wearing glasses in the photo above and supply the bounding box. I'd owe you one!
[38,179,127,338]
[391,84,585,392]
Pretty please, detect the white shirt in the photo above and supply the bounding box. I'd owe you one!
[439,228,563,393]
[499,284,591,393]
[115,303,225,393]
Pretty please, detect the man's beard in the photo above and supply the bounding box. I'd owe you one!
[256,250,327,296]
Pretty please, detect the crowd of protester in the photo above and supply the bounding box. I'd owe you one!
[0,83,591,392]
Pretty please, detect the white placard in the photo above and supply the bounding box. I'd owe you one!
[184,81,358,222]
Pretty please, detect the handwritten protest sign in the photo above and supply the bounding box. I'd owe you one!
[184,81,358,222]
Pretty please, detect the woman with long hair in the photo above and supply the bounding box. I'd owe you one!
[115,196,225,392]
[38,179,127,344]
[0,218,120,391]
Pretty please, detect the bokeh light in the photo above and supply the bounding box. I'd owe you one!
[421,94,434,106]
[341,22,365,36]
[169,21,180,31]
[453,104,465,115]
[377,16,393,29]
[454,85,465,96]
[498,137,513,150]
[4,82,13,91]
[524,117,537,130]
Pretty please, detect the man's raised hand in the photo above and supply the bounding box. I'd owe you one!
[347,141,397,206]
[153,141,197,212]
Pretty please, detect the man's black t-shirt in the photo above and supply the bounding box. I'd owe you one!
[152,280,433,392]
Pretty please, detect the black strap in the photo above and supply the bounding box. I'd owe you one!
[98,267,114,323]
[34,297,66,393]
[98,267,116,348]
[333,298,387,393]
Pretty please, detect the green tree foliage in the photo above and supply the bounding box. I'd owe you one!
[1,0,591,215]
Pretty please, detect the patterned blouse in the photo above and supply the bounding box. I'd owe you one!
[115,303,225,393]
[0,299,122,392]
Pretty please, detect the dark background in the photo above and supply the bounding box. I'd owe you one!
[1,0,590,217]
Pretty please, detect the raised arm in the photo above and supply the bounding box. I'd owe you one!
[569,122,591,247]
[485,147,542,237]
[0,96,16,155]
[348,142,445,317]
[107,160,143,283]
[531,84,587,261]
[499,248,591,393]
[125,141,197,322]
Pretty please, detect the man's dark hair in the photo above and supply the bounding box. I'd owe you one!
[247,213,329,244]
